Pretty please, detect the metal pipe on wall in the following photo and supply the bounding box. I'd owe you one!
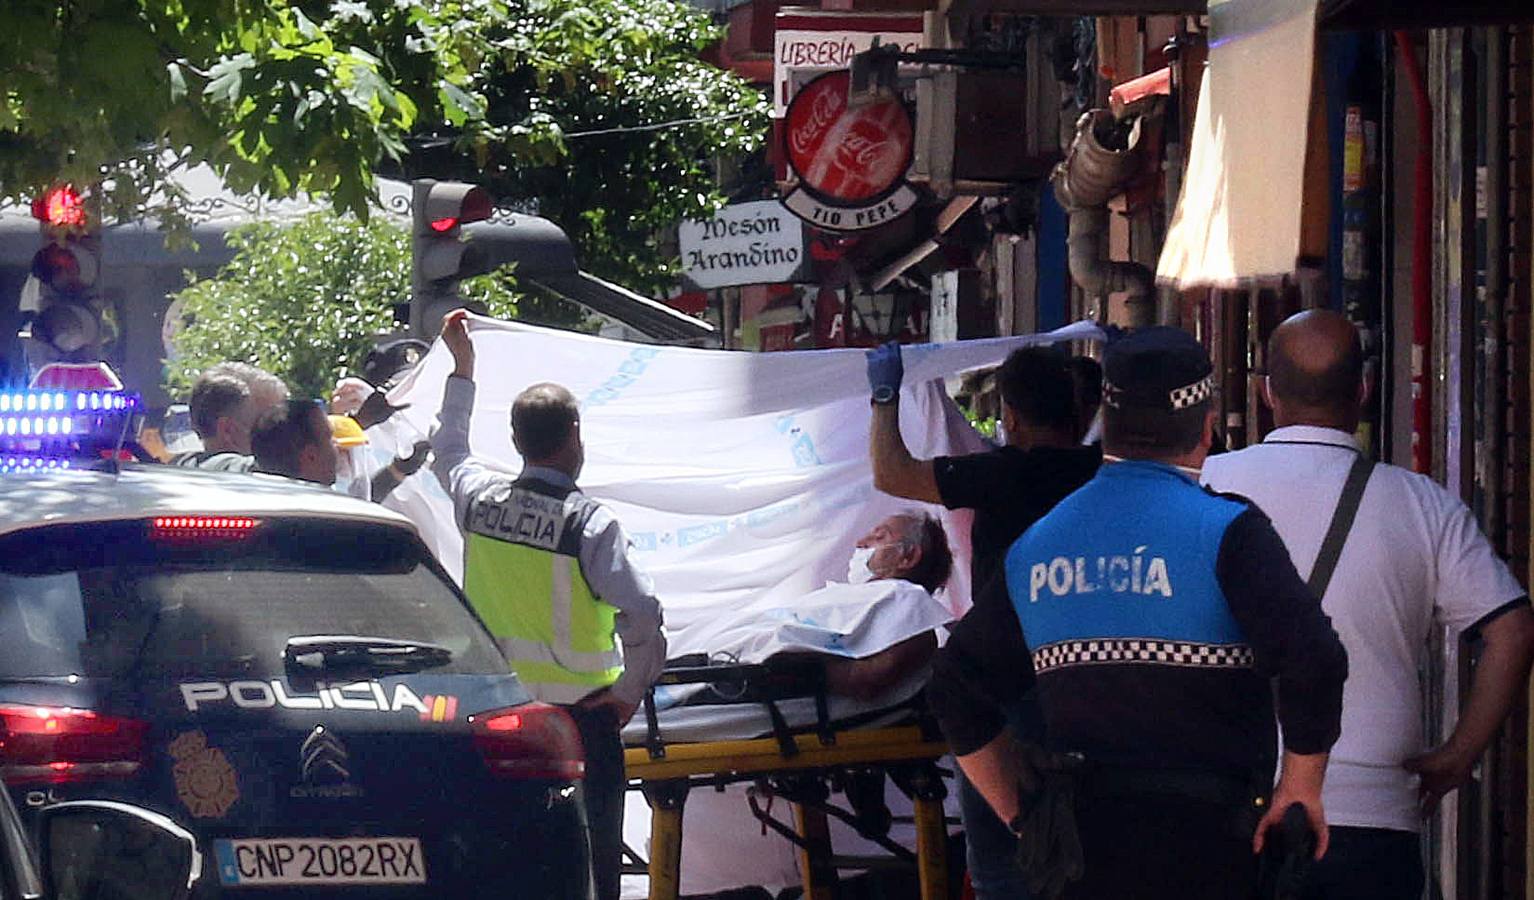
[1051,110,1156,326]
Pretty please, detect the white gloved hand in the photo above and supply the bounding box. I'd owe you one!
[329,377,376,415]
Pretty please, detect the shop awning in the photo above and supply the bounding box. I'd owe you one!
[1155,0,1328,289]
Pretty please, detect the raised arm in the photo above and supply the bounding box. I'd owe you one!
[429,310,502,525]
[866,342,942,503]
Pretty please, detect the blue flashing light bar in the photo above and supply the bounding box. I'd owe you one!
[0,457,71,474]
[3,416,77,435]
[0,390,135,414]
[0,388,141,471]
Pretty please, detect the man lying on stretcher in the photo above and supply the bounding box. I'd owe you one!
[661,511,955,705]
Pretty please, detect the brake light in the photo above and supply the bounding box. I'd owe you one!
[151,516,260,541]
[469,703,584,781]
[0,705,148,785]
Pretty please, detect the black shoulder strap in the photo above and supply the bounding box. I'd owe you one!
[1307,454,1375,600]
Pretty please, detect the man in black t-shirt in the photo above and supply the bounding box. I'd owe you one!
[866,341,1100,899]
[867,344,1101,588]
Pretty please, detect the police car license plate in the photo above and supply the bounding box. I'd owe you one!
[214,837,426,887]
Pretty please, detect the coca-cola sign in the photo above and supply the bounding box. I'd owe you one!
[786,71,912,203]
[782,70,917,232]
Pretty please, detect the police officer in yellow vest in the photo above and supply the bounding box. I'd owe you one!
[431,309,667,900]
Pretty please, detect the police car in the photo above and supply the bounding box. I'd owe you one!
[0,388,593,899]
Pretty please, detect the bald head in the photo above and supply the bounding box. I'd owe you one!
[1265,310,1365,430]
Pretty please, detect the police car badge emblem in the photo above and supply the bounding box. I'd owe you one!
[168,730,239,818]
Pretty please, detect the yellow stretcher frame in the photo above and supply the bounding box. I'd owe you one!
[624,725,953,900]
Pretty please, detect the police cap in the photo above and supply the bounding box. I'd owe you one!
[1102,326,1214,412]
[363,339,430,388]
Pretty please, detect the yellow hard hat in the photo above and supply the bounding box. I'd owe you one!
[328,414,368,448]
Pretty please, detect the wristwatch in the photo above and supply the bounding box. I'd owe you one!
[871,385,897,405]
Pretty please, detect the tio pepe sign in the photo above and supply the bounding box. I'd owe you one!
[782,70,918,233]
[678,201,809,290]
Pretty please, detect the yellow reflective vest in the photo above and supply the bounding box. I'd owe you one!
[463,476,623,704]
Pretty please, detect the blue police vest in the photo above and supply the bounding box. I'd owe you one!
[1005,460,1254,677]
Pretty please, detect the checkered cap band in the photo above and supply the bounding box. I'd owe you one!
[1032,638,1255,675]
[1168,375,1215,411]
[1104,374,1214,411]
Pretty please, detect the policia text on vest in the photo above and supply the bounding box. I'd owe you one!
[464,478,625,704]
[473,487,564,548]
[429,310,667,900]
[928,327,1348,900]
[1026,550,1173,602]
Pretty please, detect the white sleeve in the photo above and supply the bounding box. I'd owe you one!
[429,376,505,529]
[578,506,668,706]
[1433,490,1529,634]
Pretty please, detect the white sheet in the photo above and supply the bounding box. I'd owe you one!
[374,317,1102,899]
[670,578,951,667]
[381,316,1104,633]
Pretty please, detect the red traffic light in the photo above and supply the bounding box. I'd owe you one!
[419,183,492,235]
[31,186,88,229]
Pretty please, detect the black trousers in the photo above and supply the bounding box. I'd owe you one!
[1063,789,1260,900]
[1298,826,1424,900]
[567,706,625,900]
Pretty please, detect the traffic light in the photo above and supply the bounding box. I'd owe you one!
[410,179,494,338]
[28,185,106,362]
[406,179,712,342]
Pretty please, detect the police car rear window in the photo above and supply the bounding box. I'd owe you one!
[0,519,505,679]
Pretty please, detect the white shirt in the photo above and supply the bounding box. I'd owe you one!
[1202,425,1526,832]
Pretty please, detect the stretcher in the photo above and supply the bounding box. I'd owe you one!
[622,657,954,900]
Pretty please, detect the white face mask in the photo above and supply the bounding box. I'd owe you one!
[846,546,877,585]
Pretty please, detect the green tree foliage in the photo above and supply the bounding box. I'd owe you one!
[451,0,770,291]
[0,1,459,224]
[164,212,552,401]
[1,0,766,288]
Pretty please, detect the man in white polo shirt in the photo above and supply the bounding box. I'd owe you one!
[1202,309,1534,898]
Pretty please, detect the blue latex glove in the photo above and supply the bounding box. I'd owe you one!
[865,341,904,397]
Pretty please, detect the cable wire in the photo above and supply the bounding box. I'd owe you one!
[561,110,756,139]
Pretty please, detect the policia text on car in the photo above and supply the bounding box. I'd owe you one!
[927,327,1349,899]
